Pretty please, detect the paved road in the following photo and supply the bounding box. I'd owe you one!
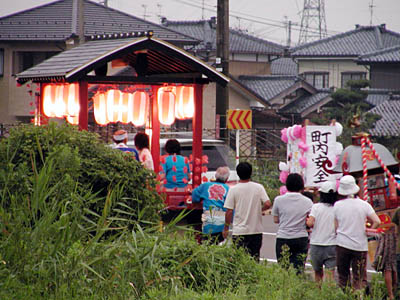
[259,214,377,275]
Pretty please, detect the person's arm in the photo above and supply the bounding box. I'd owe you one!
[273,216,279,224]
[223,209,233,239]
[306,216,315,228]
[367,212,381,229]
[262,200,272,211]
[191,185,203,203]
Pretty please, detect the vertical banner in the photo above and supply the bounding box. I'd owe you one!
[304,126,337,187]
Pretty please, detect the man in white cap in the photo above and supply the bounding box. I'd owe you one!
[334,175,381,291]
[112,129,139,161]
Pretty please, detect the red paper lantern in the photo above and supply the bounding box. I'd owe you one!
[158,87,175,126]
[175,86,194,119]
[66,83,79,125]
[93,92,108,125]
[106,89,121,123]
[43,84,57,118]
[129,91,148,126]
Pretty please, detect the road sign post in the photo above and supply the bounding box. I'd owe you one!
[227,109,252,166]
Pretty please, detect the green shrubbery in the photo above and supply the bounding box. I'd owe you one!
[0,124,387,299]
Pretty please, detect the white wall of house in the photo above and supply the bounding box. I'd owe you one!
[297,58,370,88]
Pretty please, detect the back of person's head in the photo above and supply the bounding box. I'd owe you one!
[165,139,181,155]
[318,181,338,205]
[236,162,252,180]
[286,173,304,192]
[134,132,149,150]
[215,166,230,182]
[113,129,128,144]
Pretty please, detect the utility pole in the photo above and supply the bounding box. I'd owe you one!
[216,0,229,139]
[369,0,375,26]
[287,20,292,47]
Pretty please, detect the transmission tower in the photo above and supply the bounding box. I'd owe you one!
[298,0,327,44]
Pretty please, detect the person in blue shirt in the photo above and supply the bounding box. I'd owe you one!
[192,166,230,244]
[160,139,190,190]
[112,129,139,161]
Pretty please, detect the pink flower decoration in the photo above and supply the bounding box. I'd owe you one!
[202,176,208,182]
[184,157,189,164]
[202,155,209,164]
[299,156,307,168]
[195,158,201,165]
[189,154,193,161]
[293,125,302,139]
[335,155,340,166]
[202,166,208,173]
[281,128,288,143]
[172,155,177,163]
[172,176,177,182]
[279,170,289,184]
[280,186,288,195]
[172,165,177,172]
[183,166,188,174]
[189,164,193,172]
[182,178,188,184]
[195,167,201,173]
[160,157,166,164]
[298,141,309,152]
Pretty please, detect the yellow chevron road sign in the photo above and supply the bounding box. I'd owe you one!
[227,109,252,129]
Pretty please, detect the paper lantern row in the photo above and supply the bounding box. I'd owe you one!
[42,84,195,126]
[43,83,80,125]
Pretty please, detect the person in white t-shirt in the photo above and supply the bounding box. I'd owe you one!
[306,181,338,284]
[272,173,313,273]
[223,162,271,260]
[334,175,381,291]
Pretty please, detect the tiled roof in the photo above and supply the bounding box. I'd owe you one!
[369,100,400,137]
[270,57,298,75]
[0,0,197,43]
[237,75,298,101]
[364,89,400,106]
[162,19,284,54]
[292,25,400,57]
[279,90,331,114]
[358,45,400,63]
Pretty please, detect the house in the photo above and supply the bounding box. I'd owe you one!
[0,0,198,124]
[291,24,400,89]
[356,45,400,90]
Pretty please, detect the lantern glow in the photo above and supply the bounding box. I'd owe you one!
[93,93,108,125]
[131,91,148,126]
[175,86,194,119]
[158,87,176,126]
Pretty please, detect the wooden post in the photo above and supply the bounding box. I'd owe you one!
[78,81,88,131]
[151,86,160,174]
[192,84,203,188]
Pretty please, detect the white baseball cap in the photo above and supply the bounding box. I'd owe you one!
[318,181,337,193]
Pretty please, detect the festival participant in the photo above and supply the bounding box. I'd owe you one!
[134,132,154,170]
[334,175,381,291]
[192,166,230,244]
[112,129,139,161]
[223,162,271,260]
[306,181,338,284]
[272,173,313,273]
[159,139,190,190]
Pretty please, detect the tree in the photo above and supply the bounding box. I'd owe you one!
[311,79,381,146]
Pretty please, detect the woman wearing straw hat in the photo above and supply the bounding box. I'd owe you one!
[334,175,381,291]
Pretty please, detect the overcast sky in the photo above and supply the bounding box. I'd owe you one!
[1,0,400,46]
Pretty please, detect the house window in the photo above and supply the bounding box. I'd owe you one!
[302,72,329,89]
[0,49,4,77]
[15,51,59,73]
[341,72,366,87]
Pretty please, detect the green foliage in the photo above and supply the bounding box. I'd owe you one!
[311,79,381,147]
[0,122,162,223]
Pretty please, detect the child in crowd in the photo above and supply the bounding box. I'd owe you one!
[134,132,154,170]
[306,181,338,285]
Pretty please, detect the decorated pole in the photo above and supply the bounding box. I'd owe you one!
[360,136,370,202]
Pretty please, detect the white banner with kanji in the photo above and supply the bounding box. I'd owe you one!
[304,126,338,187]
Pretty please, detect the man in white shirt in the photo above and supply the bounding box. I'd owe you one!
[334,175,381,290]
[223,162,271,260]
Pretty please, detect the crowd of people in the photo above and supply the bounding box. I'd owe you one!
[111,130,398,298]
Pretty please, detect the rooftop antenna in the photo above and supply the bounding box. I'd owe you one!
[202,0,205,20]
[142,4,149,20]
[369,0,375,26]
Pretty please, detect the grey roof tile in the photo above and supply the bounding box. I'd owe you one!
[279,90,331,114]
[163,19,284,54]
[292,25,400,57]
[358,45,400,63]
[270,57,298,75]
[364,89,400,106]
[0,0,197,43]
[369,100,400,136]
[237,75,298,101]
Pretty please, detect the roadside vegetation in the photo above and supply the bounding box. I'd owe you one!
[0,124,386,299]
